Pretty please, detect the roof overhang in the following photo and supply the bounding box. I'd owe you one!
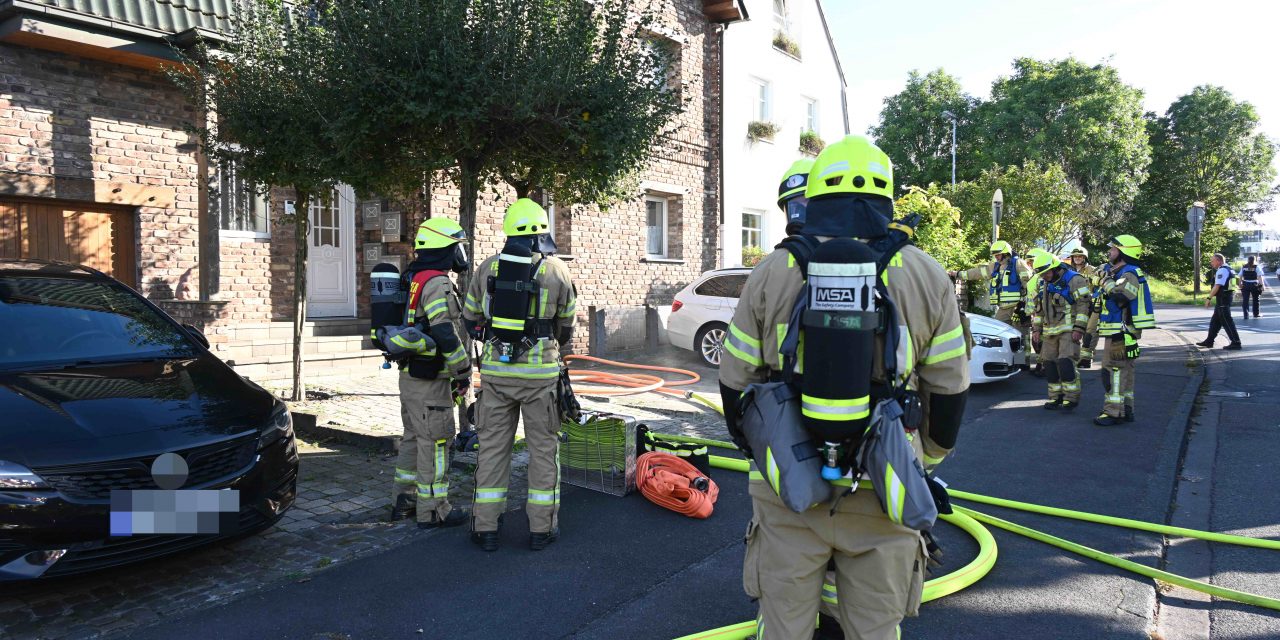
[703,0,748,24]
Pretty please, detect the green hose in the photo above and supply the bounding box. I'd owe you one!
[955,506,1280,611]
[559,417,629,472]
[949,489,1280,551]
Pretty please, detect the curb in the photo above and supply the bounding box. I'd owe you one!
[291,411,401,454]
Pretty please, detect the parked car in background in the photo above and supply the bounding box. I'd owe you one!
[0,260,298,580]
[666,268,1021,383]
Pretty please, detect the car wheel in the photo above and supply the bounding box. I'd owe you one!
[695,322,728,368]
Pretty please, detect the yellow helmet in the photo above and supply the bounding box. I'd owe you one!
[1031,251,1062,277]
[990,240,1013,256]
[804,135,894,201]
[777,158,815,208]
[1069,246,1089,259]
[414,217,466,250]
[503,198,550,237]
[1108,234,1142,260]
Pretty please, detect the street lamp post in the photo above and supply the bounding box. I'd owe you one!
[991,189,1003,243]
[942,110,957,187]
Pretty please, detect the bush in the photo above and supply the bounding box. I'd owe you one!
[799,130,824,156]
[741,245,766,267]
[772,31,800,57]
[747,120,779,142]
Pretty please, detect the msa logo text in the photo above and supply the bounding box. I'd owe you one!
[813,287,855,302]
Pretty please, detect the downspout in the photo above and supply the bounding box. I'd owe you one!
[717,22,726,269]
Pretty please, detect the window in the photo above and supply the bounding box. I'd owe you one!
[773,0,789,35]
[741,210,763,250]
[751,78,772,123]
[694,274,748,299]
[645,196,668,258]
[804,98,819,134]
[213,159,269,237]
[309,189,343,248]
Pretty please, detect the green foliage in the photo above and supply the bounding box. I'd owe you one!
[748,121,779,142]
[1125,86,1278,278]
[870,69,978,191]
[977,57,1151,222]
[944,162,1086,257]
[1146,277,1200,306]
[798,130,824,156]
[772,31,800,58]
[741,245,766,267]
[894,185,976,271]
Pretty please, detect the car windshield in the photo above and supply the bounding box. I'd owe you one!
[0,276,197,371]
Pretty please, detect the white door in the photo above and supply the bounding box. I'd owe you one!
[306,185,357,318]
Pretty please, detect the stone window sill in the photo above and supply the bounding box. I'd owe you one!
[642,257,685,264]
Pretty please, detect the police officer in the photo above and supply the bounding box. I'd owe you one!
[1030,253,1093,410]
[463,198,577,551]
[720,135,969,639]
[777,158,815,236]
[1094,235,1156,426]
[1239,256,1264,319]
[389,218,473,528]
[1197,253,1242,350]
[1066,247,1102,368]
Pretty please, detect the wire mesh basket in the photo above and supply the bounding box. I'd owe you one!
[559,412,636,497]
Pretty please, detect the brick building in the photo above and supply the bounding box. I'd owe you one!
[0,0,748,382]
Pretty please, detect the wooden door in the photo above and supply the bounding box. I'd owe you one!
[0,198,137,287]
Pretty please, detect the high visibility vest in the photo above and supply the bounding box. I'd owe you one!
[1098,265,1155,335]
[1241,265,1259,284]
[988,256,1022,306]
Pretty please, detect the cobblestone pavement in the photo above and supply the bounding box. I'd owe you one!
[0,437,522,640]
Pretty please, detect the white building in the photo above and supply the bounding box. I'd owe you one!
[720,0,848,268]
[1237,228,1280,258]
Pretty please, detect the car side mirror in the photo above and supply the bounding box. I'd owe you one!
[183,324,210,349]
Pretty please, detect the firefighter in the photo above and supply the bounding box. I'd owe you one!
[389,217,473,528]
[952,240,1032,367]
[720,135,969,639]
[1094,235,1156,426]
[1030,253,1093,410]
[777,158,815,235]
[463,198,577,551]
[1067,247,1102,368]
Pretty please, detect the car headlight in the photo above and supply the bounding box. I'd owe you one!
[0,460,49,490]
[258,403,294,450]
[973,334,1003,349]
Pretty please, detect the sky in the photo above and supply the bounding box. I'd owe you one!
[822,0,1280,228]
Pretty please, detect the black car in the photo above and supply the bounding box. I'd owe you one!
[0,260,298,580]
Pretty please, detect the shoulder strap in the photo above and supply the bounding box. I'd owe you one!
[405,269,449,323]
[776,234,821,277]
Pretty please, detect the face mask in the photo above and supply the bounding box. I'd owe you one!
[534,233,558,256]
[452,244,470,273]
[785,197,808,226]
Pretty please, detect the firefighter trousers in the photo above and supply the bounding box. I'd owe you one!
[1100,336,1135,418]
[743,478,925,640]
[1040,332,1081,402]
[394,375,457,522]
[472,377,561,534]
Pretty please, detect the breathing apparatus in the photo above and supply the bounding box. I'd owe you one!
[777,158,815,235]
[484,198,551,363]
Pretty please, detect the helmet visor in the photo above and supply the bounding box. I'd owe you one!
[452,243,470,273]
[785,197,808,225]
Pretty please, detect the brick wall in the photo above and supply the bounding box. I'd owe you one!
[0,43,203,301]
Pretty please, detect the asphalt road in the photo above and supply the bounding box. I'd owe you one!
[122,281,1280,640]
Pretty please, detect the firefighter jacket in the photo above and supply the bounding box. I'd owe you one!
[462,252,577,387]
[721,243,970,468]
[1032,271,1092,337]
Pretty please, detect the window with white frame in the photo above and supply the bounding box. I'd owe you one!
[308,188,343,248]
[773,0,790,35]
[742,210,763,250]
[751,78,772,123]
[213,159,269,237]
[804,98,819,133]
[645,196,668,258]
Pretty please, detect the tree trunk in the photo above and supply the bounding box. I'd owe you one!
[291,188,310,402]
[457,159,481,296]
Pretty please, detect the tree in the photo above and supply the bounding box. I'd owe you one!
[945,162,1086,258]
[894,185,975,271]
[1126,86,1278,280]
[870,69,979,191]
[977,57,1151,223]
[170,2,357,401]
[325,0,684,273]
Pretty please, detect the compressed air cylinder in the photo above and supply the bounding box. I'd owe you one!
[488,239,535,354]
[799,238,879,475]
[369,263,403,351]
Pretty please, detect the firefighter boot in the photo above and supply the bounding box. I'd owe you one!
[530,527,560,551]
[389,495,416,521]
[418,507,468,530]
[471,530,500,552]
